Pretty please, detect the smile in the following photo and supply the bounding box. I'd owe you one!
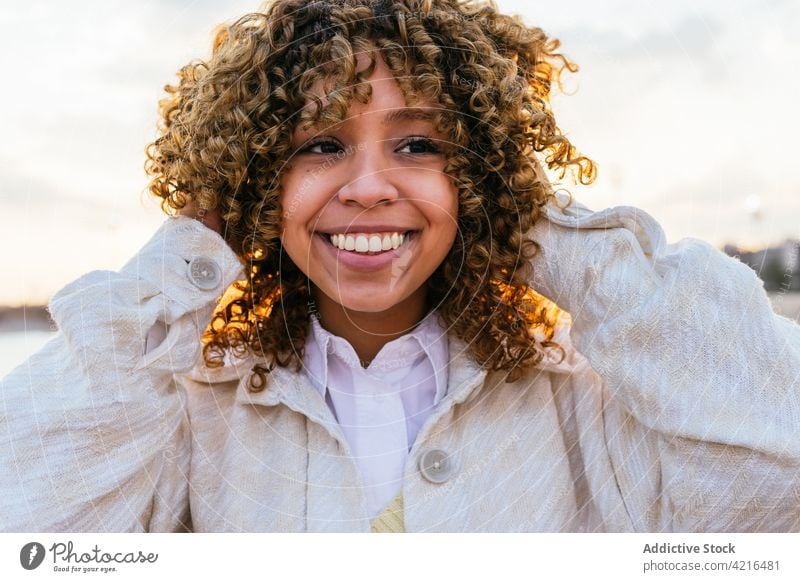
[328,231,411,254]
[314,230,418,271]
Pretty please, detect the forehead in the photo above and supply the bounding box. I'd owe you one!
[295,51,439,131]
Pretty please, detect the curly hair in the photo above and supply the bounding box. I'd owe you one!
[143,0,597,390]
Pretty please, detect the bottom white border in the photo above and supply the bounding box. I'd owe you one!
[2,533,798,581]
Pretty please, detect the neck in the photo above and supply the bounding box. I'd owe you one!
[310,286,430,367]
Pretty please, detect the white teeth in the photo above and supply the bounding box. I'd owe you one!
[368,235,383,252]
[355,235,369,252]
[326,231,410,254]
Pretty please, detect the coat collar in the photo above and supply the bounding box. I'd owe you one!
[181,328,486,414]
[178,319,492,456]
[201,328,491,455]
[182,312,581,414]
[179,314,582,462]
[302,309,450,407]
[233,327,487,416]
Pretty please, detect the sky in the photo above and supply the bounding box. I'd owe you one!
[0,0,798,305]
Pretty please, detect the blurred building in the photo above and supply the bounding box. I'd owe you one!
[723,239,800,292]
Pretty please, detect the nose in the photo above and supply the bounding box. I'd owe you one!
[336,146,400,207]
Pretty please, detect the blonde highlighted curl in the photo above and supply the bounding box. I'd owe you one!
[144,0,597,390]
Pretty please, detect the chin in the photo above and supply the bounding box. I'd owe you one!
[332,296,401,314]
[315,277,423,314]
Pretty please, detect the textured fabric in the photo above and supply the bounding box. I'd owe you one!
[2,201,800,533]
[0,216,245,532]
[370,492,405,533]
[303,310,449,521]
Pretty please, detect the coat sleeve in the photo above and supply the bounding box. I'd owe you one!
[527,201,800,532]
[0,216,245,532]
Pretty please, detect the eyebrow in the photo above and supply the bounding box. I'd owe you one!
[382,108,439,125]
[293,106,441,139]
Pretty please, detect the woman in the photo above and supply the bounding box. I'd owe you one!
[2,0,799,532]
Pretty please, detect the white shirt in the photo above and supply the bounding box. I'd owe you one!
[302,309,450,520]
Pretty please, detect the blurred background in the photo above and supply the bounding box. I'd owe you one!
[1,0,798,376]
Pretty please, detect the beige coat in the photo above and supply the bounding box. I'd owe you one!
[2,195,799,532]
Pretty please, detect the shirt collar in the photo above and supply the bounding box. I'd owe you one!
[303,309,450,406]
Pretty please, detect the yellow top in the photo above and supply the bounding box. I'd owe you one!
[369,491,405,533]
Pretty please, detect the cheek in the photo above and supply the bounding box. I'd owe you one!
[432,182,459,235]
[278,161,316,210]
[278,224,314,279]
[279,172,319,235]
[279,181,304,222]
[276,190,305,258]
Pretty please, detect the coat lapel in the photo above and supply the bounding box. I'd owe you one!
[233,351,354,457]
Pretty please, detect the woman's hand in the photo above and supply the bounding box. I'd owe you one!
[176,201,224,237]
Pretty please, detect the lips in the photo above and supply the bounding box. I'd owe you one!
[316,230,417,256]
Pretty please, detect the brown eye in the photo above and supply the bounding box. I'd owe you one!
[301,138,343,155]
[398,137,440,154]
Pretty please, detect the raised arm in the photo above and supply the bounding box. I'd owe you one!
[527,196,800,531]
[0,215,244,531]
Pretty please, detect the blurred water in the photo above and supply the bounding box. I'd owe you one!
[0,331,57,378]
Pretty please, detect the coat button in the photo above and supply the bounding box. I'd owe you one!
[187,257,222,290]
[418,448,456,484]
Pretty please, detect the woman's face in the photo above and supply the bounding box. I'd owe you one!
[279,53,459,315]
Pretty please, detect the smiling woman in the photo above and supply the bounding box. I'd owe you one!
[279,53,461,363]
[2,0,799,536]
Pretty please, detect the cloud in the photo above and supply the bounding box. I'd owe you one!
[1,0,798,304]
